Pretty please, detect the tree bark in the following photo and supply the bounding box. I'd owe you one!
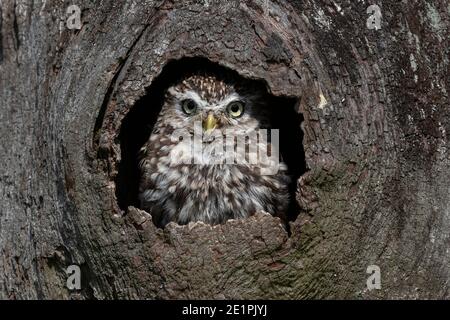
[0,0,449,299]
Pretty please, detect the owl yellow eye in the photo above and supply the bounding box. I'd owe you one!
[181,99,197,115]
[226,101,245,118]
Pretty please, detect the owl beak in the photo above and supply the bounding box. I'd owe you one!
[202,113,218,132]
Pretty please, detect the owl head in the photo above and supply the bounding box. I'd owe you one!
[156,73,271,135]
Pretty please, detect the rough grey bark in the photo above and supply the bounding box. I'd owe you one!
[0,0,449,299]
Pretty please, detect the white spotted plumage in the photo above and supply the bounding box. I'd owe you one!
[138,73,290,227]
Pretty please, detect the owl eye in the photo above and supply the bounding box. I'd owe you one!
[181,99,198,115]
[226,101,245,118]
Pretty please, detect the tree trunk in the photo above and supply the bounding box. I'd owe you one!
[0,0,448,299]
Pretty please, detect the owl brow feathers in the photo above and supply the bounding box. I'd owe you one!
[167,86,242,112]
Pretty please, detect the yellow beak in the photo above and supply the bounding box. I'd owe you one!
[202,113,218,131]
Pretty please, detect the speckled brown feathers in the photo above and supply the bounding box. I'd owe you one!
[138,72,290,227]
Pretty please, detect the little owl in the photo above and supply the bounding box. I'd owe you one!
[138,72,291,227]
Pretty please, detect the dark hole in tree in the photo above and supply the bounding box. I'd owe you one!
[116,57,306,227]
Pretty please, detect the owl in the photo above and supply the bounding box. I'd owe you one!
[138,72,291,227]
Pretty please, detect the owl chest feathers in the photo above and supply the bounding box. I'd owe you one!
[138,132,290,226]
